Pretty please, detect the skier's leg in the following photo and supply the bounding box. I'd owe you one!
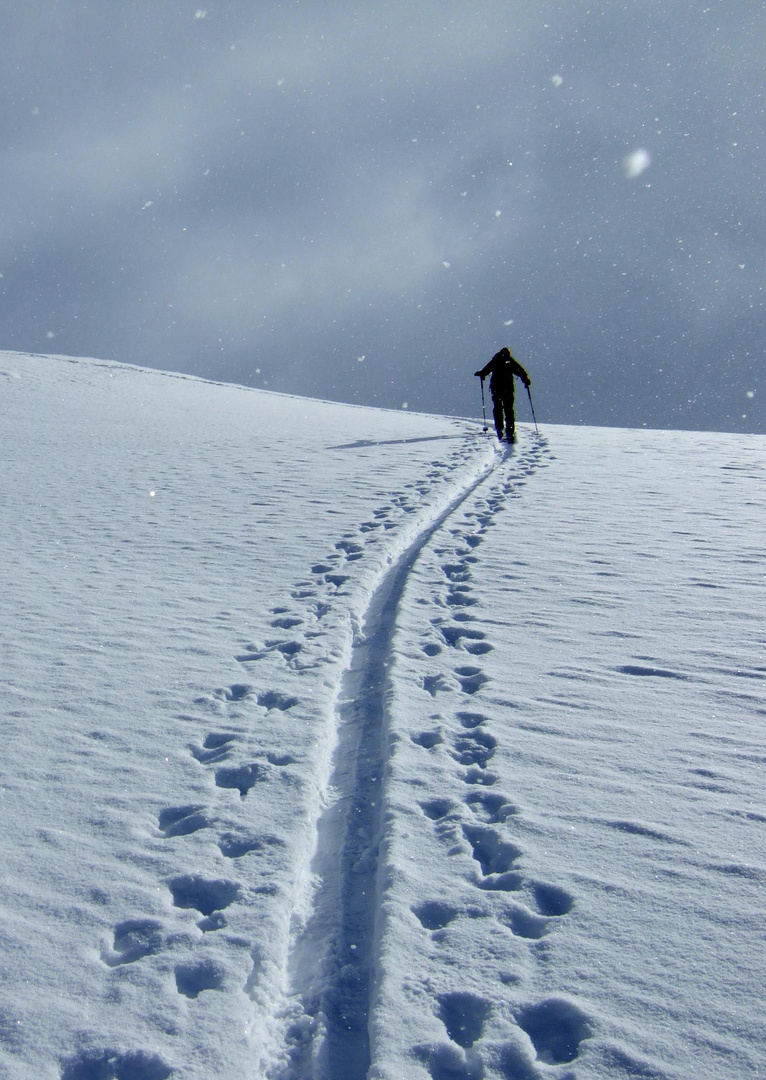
[492,394,504,439]
[505,391,516,441]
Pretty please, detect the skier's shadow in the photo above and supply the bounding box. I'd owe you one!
[328,433,477,450]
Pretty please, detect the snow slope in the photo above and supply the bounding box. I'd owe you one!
[0,353,763,1080]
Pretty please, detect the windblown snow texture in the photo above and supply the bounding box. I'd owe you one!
[0,352,763,1080]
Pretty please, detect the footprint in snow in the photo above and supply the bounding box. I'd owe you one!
[174,958,226,998]
[477,869,524,893]
[215,762,267,797]
[515,997,593,1065]
[61,1049,173,1080]
[189,732,238,764]
[168,874,240,917]
[412,1041,484,1079]
[465,640,493,656]
[216,684,253,702]
[532,881,574,917]
[158,804,210,837]
[336,538,363,560]
[463,824,523,878]
[291,578,317,596]
[267,751,297,766]
[291,585,317,598]
[412,900,462,932]
[324,572,349,589]
[419,798,456,820]
[451,730,497,769]
[464,790,517,824]
[271,615,303,630]
[439,624,486,650]
[197,911,227,932]
[437,991,491,1049]
[272,639,303,660]
[237,639,304,665]
[446,588,479,608]
[442,563,471,583]
[462,767,499,786]
[235,649,267,663]
[455,667,489,694]
[501,903,554,940]
[218,831,285,858]
[456,710,489,729]
[101,918,165,967]
[257,689,299,711]
[411,729,443,749]
[423,673,453,697]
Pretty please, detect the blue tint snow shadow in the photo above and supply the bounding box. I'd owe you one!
[618,664,689,680]
[328,434,471,450]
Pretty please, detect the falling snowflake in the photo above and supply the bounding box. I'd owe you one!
[623,148,652,179]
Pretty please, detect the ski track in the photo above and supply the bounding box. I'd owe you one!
[58,428,555,1080]
[273,431,554,1079]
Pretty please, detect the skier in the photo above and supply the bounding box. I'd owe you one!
[475,347,531,442]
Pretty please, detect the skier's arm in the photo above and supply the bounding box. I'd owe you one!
[510,359,531,387]
[474,360,494,378]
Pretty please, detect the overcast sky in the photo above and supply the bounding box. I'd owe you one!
[2,1,763,432]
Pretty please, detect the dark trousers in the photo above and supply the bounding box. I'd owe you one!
[491,389,515,437]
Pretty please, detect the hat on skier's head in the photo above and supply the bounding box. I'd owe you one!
[493,347,511,362]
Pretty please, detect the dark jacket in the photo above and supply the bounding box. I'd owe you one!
[475,349,530,395]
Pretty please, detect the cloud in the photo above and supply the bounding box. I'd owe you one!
[0,2,762,433]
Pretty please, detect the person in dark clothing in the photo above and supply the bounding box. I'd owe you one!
[475,347,531,442]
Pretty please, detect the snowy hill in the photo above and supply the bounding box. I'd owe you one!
[1,352,763,1080]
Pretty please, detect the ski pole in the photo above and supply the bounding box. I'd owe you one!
[526,385,539,434]
[480,378,488,432]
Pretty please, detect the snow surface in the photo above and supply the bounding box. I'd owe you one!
[0,352,764,1080]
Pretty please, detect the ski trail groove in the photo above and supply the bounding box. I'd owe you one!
[282,442,527,1079]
